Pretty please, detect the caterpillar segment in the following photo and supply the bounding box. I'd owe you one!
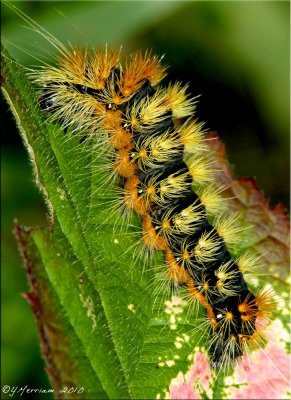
[37,48,272,369]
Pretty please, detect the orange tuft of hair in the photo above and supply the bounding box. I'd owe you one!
[121,51,167,97]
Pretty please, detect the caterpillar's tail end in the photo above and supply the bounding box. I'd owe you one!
[209,331,243,371]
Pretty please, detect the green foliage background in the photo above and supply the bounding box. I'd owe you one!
[1,0,289,396]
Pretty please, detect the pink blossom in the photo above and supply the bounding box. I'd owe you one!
[170,381,201,400]
[169,352,211,399]
[228,342,290,399]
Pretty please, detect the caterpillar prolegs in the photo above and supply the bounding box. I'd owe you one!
[35,47,274,369]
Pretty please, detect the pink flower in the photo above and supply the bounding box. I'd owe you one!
[170,352,212,399]
[170,380,201,400]
[228,342,290,399]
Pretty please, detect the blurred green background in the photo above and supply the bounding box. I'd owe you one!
[1,0,289,395]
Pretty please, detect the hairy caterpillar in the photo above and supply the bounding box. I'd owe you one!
[12,22,276,372]
[37,45,278,370]
[2,3,290,397]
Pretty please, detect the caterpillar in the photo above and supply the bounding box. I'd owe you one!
[3,3,290,395]
[31,44,276,370]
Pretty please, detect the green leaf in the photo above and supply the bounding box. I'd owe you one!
[14,223,106,399]
[2,46,131,399]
